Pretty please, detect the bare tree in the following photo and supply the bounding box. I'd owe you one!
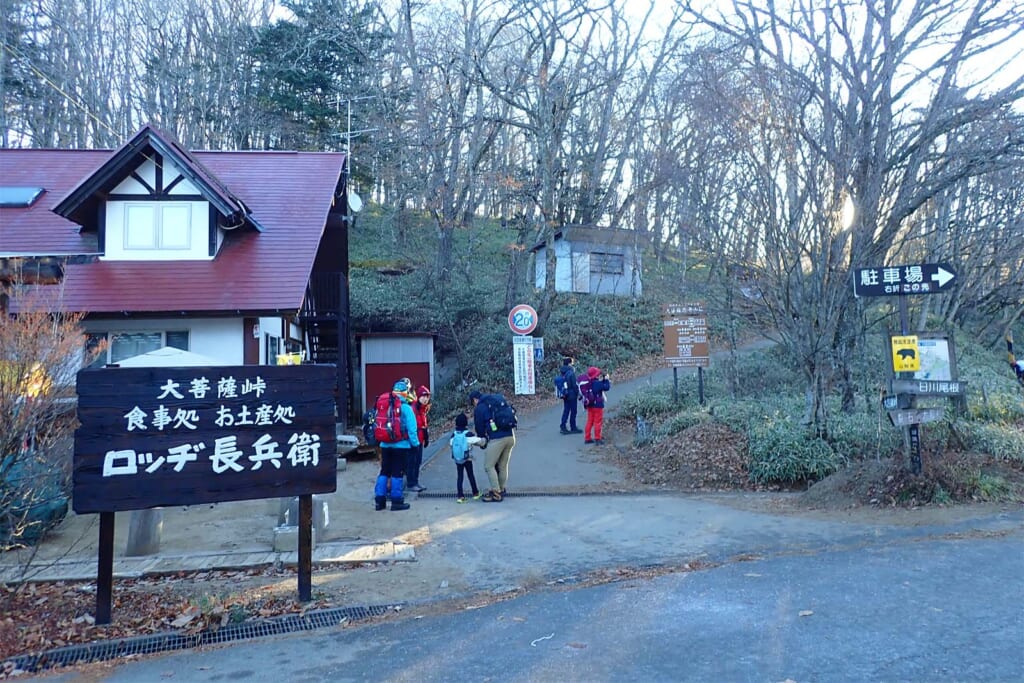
[1,284,103,561]
[678,0,1024,432]
[472,0,684,317]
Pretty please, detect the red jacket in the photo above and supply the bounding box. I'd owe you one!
[414,400,430,440]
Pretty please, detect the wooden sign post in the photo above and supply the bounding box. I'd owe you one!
[663,303,710,404]
[74,364,337,623]
[855,262,962,475]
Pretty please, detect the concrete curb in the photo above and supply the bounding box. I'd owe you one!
[0,540,415,583]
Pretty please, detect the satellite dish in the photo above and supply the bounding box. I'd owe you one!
[348,192,363,213]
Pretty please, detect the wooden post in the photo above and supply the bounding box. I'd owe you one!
[698,366,705,406]
[96,511,115,624]
[672,367,679,403]
[298,494,312,602]
[898,295,922,474]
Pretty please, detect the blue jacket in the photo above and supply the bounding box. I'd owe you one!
[560,365,579,400]
[380,400,421,449]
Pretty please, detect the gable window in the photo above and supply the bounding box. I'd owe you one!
[124,202,192,250]
[591,252,624,275]
[85,330,190,367]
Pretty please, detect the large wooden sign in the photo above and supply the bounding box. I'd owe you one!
[663,303,710,368]
[74,364,337,513]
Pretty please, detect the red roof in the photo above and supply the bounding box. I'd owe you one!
[1,146,345,315]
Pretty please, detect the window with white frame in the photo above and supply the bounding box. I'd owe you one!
[86,330,190,367]
[590,251,625,275]
[124,202,192,250]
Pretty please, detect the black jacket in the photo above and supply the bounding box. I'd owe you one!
[473,393,515,439]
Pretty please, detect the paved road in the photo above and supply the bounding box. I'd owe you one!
[69,533,1024,682]
[27,347,1024,680]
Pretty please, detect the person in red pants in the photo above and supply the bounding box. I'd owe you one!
[580,366,611,445]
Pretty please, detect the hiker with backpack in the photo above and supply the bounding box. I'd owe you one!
[449,413,484,503]
[371,379,420,511]
[578,366,611,445]
[468,389,517,502]
[406,385,431,492]
[555,356,582,435]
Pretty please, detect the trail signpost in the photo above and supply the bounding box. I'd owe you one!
[853,263,957,298]
[853,263,963,475]
[663,303,709,404]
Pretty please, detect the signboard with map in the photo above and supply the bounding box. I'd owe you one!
[913,336,954,382]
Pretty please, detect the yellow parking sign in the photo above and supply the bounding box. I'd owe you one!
[891,335,920,372]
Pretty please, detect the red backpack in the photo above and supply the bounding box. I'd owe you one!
[372,392,408,443]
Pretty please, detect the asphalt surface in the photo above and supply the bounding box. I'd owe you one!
[56,533,1024,682]
[30,354,1024,680]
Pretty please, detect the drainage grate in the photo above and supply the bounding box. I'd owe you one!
[417,489,657,499]
[4,603,397,674]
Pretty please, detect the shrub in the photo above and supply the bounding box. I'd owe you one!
[617,385,680,420]
[2,286,103,551]
[957,422,1024,462]
[966,392,1024,425]
[747,417,843,484]
[826,408,905,462]
[712,344,798,398]
[653,411,707,442]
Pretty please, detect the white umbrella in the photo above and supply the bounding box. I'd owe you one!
[114,346,226,367]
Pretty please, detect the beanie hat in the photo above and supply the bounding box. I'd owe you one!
[455,413,468,430]
[417,385,431,397]
[587,366,601,379]
[468,389,483,402]
[393,379,415,402]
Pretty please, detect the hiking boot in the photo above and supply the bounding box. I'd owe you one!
[594,439,604,445]
[374,496,387,511]
[480,490,503,502]
[560,427,570,435]
[391,499,410,511]
[584,439,594,444]
[570,428,583,434]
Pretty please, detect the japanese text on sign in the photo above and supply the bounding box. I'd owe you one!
[108,374,315,477]
[512,335,536,395]
[663,303,710,368]
[73,365,337,513]
[859,266,932,294]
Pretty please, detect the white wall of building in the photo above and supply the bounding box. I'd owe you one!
[103,200,212,261]
[82,317,245,365]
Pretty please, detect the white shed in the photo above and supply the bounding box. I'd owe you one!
[531,227,643,297]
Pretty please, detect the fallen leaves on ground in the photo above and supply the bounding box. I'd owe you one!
[608,418,765,491]
[0,566,332,670]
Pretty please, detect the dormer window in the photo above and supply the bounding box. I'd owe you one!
[124,203,192,251]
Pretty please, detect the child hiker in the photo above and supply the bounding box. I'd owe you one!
[450,413,484,503]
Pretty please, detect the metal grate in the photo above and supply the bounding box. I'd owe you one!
[4,603,397,674]
[417,489,658,499]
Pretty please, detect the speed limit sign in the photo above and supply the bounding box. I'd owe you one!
[508,304,538,335]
